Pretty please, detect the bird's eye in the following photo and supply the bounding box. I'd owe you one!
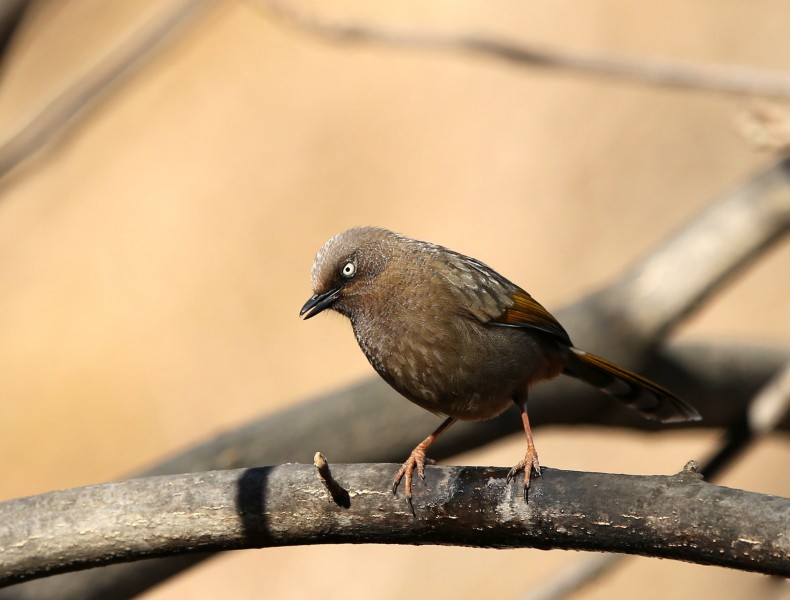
[341,261,356,278]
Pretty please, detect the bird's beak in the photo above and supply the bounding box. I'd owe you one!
[300,287,342,319]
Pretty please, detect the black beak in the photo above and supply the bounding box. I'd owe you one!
[300,287,342,319]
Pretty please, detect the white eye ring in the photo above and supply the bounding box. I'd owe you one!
[341,261,356,278]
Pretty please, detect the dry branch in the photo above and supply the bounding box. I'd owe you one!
[523,553,627,600]
[1,463,788,587]
[0,0,30,62]
[586,157,790,347]
[0,0,215,182]
[260,1,790,99]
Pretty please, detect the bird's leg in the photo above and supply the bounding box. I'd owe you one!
[506,395,541,501]
[393,416,456,512]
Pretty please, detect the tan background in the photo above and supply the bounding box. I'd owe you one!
[0,1,788,598]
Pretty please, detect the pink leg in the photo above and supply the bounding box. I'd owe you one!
[506,397,541,501]
[393,416,456,512]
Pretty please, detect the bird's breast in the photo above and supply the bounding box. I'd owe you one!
[350,306,562,421]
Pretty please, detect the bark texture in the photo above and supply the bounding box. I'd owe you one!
[1,464,788,587]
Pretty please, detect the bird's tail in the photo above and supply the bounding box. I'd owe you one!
[562,347,700,423]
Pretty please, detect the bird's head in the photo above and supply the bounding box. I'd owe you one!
[300,226,397,321]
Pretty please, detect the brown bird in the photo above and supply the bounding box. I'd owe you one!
[300,227,700,507]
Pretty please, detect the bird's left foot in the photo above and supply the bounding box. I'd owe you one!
[506,445,541,501]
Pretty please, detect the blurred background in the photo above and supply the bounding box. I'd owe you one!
[0,1,788,598]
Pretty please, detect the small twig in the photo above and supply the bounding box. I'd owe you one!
[682,459,700,473]
[258,0,790,100]
[313,452,350,508]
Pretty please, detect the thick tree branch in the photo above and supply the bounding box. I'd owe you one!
[259,1,790,99]
[1,463,788,587]
[582,157,790,348]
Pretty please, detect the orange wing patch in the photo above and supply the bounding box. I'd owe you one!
[490,289,572,345]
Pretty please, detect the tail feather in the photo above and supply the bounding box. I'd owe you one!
[563,347,701,423]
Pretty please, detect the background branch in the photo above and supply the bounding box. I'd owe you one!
[0,0,215,182]
[563,157,790,355]
[589,158,790,347]
[260,0,790,99]
[0,0,31,67]
[522,359,790,600]
[1,463,788,587]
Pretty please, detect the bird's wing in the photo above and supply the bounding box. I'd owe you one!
[438,250,572,345]
[489,288,572,346]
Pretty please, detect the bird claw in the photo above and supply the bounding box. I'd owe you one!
[392,447,428,513]
[507,446,541,501]
[405,494,415,517]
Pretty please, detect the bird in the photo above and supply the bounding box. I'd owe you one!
[300,226,700,508]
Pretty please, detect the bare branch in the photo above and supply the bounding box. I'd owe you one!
[0,0,31,65]
[749,361,790,434]
[0,0,215,182]
[521,553,625,600]
[1,463,788,587]
[259,1,790,99]
[583,157,790,348]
